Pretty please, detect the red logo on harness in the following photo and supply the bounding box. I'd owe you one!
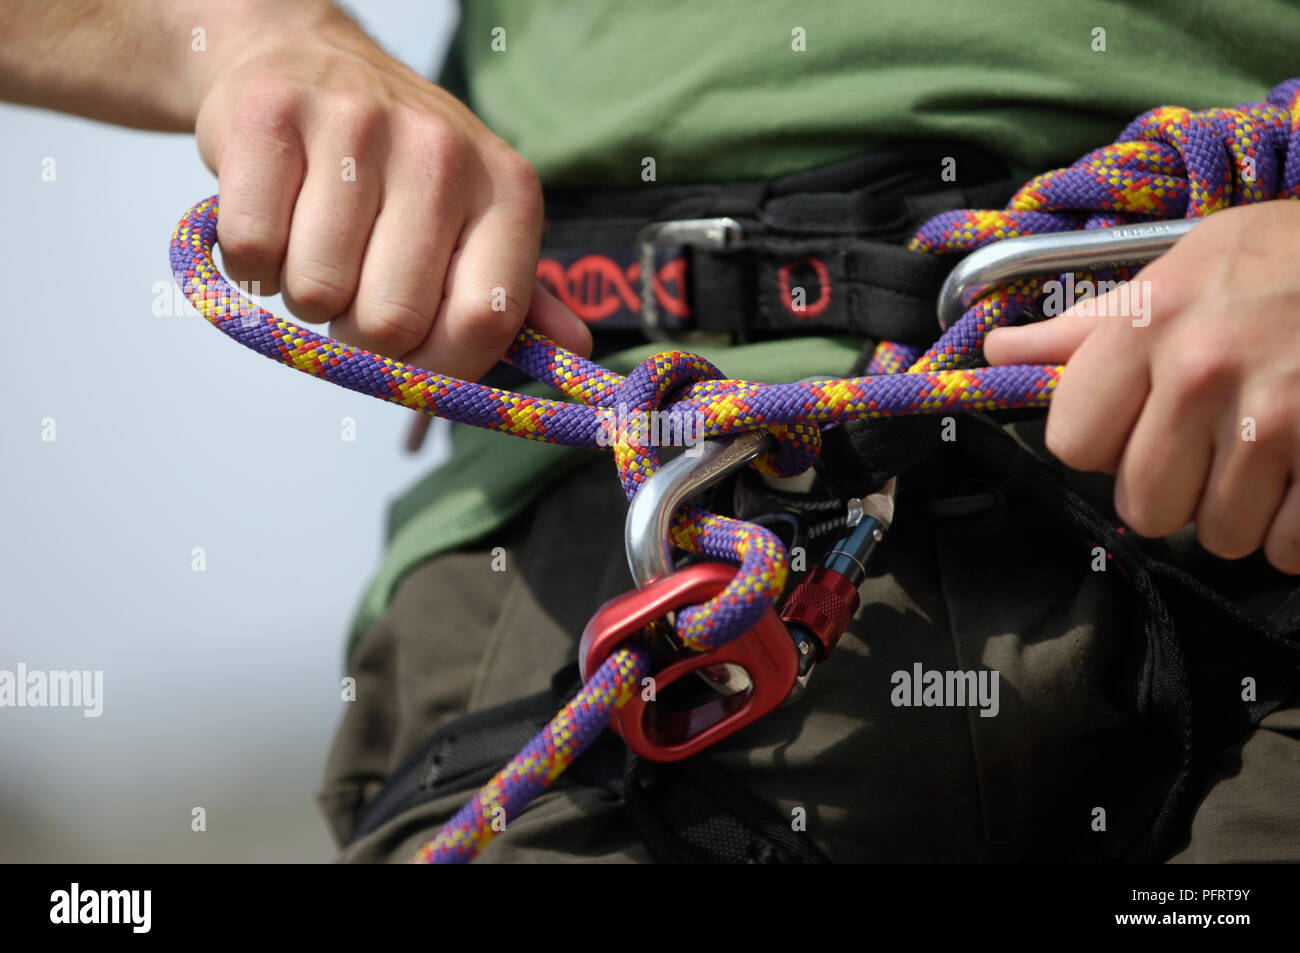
[536,254,690,324]
[778,256,832,319]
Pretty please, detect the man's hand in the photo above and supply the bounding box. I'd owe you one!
[192,4,590,378]
[985,200,1300,573]
[0,0,591,379]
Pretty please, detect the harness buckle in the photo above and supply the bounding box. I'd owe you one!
[578,561,797,762]
[635,217,743,340]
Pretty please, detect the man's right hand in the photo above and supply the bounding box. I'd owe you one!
[0,0,590,379]
[190,2,590,379]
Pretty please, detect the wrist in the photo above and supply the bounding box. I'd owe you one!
[178,0,358,127]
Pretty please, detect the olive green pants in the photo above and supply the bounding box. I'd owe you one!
[320,441,1300,863]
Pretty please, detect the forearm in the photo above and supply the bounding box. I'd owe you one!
[0,0,348,130]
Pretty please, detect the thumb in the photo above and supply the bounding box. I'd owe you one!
[526,281,593,357]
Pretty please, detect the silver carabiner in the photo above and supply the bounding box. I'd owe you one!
[936,218,1199,330]
[623,430,776,696]
[624,430,775,586]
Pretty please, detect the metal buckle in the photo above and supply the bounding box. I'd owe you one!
[578,561,797,762]
[635,217,743,340]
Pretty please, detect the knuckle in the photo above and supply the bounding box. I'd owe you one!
[1043,429,1084,470]
[284,268,354,317]
[1196,518,1252,560]
[1114,485,1168,538]
[1043,423,1084,469]
[326,93,386,144]
[496,153,543,202]
[406,117,470,178]
[431,139,472,185]
[360,298,432,354]
[1043,413,1100,471]
[1244,406,1292,450]
[1138,267,1189,321]
[1266,529,1300,574]
[462,297,525,355]
[1163,335,1239,402]
[1240,383,1300,447]
[230,82,303,146]
[219,214,284,267]
[489,153,544,232]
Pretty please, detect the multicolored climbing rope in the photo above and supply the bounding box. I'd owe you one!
[169,79,1300,863]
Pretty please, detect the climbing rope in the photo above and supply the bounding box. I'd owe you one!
[168,79,1300,863]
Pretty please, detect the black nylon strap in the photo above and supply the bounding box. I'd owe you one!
[1266,586,1300,633]
[346,662,826,863]
[814,414,942,498]
[692,237,956,344]
[536,141,1019,343]
[620,755,828,864]
[346,686,559,844]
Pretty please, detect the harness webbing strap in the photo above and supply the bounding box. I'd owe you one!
[952,416,1300,862]
[620,756,828,864]
[168,79,1300,863]
[536,142,1016,338]
[538,237,959,343]
[347,664,828,863]
[348,688,559,845]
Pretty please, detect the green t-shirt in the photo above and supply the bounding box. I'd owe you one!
[442,0,1297,185]
[348,1,1298,655]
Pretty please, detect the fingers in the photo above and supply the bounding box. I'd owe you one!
[214,90,305,297]
[278,103,385,324]
[200,43,553,378]
[1113,382,1215,537]
[1043,321,1150,474]
[402,158,544,379]
[1064,349,1295,559]
[984,213,1300,571]
[987,287,1148,474]
[983,310,1094,366]
[526,283,593,357]
[1196,386,1296,562]
[330,123,468,356]
[1195,428,1290,560]
[1264,480,1300,574]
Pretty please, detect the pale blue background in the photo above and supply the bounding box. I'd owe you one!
[0,1,458,862]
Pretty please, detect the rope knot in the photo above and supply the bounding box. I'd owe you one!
[609,350,823,496]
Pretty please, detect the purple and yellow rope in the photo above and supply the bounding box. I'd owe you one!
[168,79,1300,862]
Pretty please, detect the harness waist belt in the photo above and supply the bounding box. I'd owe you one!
[536,141,1019,344]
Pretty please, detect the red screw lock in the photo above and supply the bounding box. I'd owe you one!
[779,566,861,661]
[579,561,798,762]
